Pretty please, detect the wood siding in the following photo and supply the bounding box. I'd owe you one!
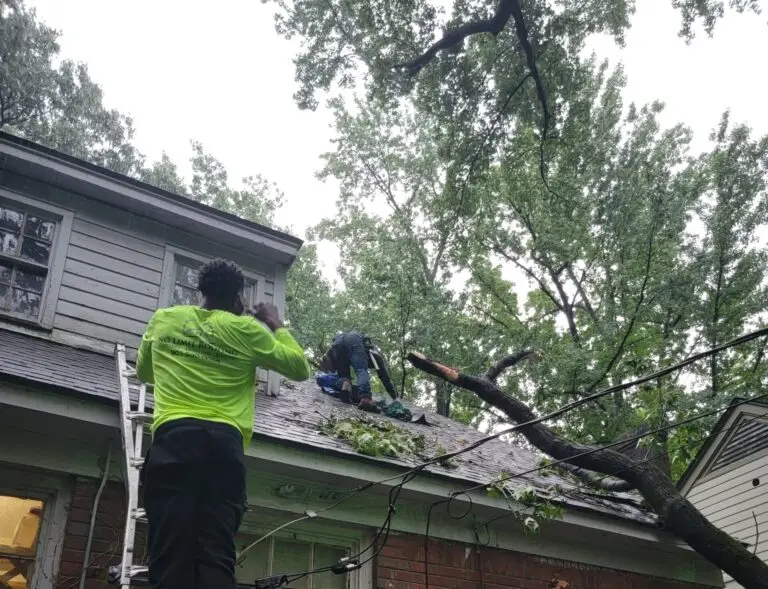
[687,452,768,588]
[0,168,283,362]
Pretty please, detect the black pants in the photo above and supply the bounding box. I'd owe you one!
[142,418,247,589]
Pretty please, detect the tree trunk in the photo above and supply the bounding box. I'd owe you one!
[435,381,452,416]
[407,352,768,589]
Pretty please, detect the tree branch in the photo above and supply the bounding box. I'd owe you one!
[483,349,535,383]
[393,0,515,75]
[406,351,768,588]
[555,462,633,492]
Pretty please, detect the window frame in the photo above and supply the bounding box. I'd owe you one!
[158,246,265,309]
[0,189,73,330]
[0,468,71,589]
[235,525,373,589]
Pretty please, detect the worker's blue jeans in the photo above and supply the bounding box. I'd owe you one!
[331,333,372,398]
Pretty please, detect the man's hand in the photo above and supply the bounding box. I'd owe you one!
[250,302,284,332]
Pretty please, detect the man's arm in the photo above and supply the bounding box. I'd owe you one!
[371,349,398,399]
[241,302,311,381]
[136,312,158,384]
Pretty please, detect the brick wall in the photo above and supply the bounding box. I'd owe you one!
[55,477,141,589]
[376,533,715,589]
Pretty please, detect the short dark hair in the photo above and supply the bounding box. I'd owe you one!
[197,259,245,301]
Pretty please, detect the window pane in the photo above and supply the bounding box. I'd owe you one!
[313,545,349,589]
[244,280,257,307]
[19,238,51,265]
[0,207,23,233]
[175,263,199,288]
[272,539,310,589]
[11,289,41,318]
[0,284,9,310]
[13,269,45,293]
[0,230,20,256]
[235,536,270,586]
[0,263,11,284]
[23,217,55,242]
[0,495,45,589]
[172,285,201,307]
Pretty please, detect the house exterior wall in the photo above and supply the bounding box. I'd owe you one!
[686,453,768,589]
[0,164,286,390]
[54,479,131,589]
[376,533,716,589]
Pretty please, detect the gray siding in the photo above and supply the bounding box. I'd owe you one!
[687,452,768,588]
[0,168,283,361]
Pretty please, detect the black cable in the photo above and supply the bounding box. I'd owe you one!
[245,329,768,584]
[455,391,768,497]
[475,397,768,535]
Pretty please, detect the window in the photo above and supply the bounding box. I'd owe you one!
[0,192,72,329]
[171,258,258,307]
[0,204,57,322]
[236,535,350,589]
[0,495,44,589]
[160,249,261,309]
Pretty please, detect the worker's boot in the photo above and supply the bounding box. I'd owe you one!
[358,397,381,413]
[339,380,353,404]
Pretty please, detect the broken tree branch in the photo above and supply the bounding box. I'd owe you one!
[555,462,633,492]
[406,348,768,588]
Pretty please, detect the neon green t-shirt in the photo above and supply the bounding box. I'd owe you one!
[136,305,310,448]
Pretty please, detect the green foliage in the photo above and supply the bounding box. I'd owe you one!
[486,475,565,534]
[319,413,427,459]
[1,3,142,174]
[266,0,768,475]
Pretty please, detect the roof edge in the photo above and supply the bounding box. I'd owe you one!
[0,131,304,251]
[677,396,768,491]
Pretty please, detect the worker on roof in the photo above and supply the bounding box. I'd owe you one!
[319,331,397,412]
[136,258,310,589]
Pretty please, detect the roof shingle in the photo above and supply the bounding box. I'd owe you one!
[0,328,654,525]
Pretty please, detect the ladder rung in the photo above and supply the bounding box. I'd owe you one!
[107,565,148,584]
[130,457,144,468]
[133,508,147,523]
[122,367,137,378]
[127,411,154,423]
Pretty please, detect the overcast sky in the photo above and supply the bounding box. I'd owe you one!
[26,0,768,259]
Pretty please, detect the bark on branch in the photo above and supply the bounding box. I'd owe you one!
[483,349,535,383]
[393,0,516,76]
[406,351,768,588]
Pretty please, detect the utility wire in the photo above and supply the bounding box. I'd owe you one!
[422,395,768,589]
[456,392,768,497]
[239,327,768,580]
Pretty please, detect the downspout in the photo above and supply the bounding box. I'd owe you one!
[79,441,113,589]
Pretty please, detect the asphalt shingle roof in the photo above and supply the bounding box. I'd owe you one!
[0,328,655,526]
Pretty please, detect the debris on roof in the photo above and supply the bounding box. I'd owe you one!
[0,328,656,526]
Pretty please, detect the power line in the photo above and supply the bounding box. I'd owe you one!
[422,394,768,588]
[238,327,768,581]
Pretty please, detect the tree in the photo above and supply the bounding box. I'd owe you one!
[408,348,768,589]
[0,2,143,174]
[267,0,768,582]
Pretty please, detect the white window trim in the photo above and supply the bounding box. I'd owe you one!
[0,188,74,330]
[0,467,72,589]
[235,524,372,589]
[158,245,265,309]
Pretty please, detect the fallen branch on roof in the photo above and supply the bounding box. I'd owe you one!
[406,350,768,589]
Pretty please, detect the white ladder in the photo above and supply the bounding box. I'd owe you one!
[112,343,153,588]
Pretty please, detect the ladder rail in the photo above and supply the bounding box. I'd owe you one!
[115,343,152,588]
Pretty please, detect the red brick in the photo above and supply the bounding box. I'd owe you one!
[373,532,710,589]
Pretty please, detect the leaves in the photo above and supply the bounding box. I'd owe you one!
[318,413,431,460]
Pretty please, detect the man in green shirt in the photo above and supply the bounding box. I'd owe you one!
[136,258,310,589]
